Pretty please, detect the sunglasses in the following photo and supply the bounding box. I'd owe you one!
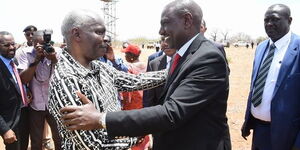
[0,42,16,48]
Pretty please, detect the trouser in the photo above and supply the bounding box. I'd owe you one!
[19,106,30,150]
[217,128,232,150]
[29,107,62,150]
[252,119,271,150]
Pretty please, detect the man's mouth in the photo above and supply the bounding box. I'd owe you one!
[99,45,107,48]
[9,50,15,54]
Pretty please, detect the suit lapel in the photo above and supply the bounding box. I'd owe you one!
[273,34,299,96]
[161,34,205,101]
[158,55,167,70]
[0,59,22,95]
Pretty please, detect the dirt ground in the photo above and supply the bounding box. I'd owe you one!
[0,46,255,150]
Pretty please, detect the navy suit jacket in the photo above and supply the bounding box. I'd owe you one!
[0,59,22,136]
[242,33,300,150]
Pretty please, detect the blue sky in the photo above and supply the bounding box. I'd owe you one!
[1,0,299,43]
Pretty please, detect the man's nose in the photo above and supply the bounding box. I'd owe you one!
[8,44,16,50]
[159,26,165,36]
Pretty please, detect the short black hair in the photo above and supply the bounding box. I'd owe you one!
[23,25,37,32]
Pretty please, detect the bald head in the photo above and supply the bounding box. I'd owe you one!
[267,4,291,18]
[165,0,203,30]
[264,4,292,42]
[61,9,104,42]
[159,0,202,49]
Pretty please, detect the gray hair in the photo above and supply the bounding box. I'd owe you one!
[0,31,12,43]
[61,9,104,41]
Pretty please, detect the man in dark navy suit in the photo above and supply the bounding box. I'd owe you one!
[242,4,300,150]
[0,31,22,150]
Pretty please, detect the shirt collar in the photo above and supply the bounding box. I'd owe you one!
[270,30,291,50]
[176,33,199,57]
[166,55,172,63]
[0,55,13,67]
[62,49,100,77]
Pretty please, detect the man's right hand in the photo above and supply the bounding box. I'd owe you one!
[34,43,45,62]
[241,122,250,140]
[2,129,17,144]
[60,91,104,131]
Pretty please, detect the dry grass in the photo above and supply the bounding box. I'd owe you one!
[0,46,255,150]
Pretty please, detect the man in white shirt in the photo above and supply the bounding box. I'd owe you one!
[241,4,300,150]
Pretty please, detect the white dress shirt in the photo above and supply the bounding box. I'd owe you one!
[251,31,291,121]
[177,33,199,57]
[166,55,172,69]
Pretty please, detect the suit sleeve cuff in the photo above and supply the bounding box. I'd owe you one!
[293,131,300,148]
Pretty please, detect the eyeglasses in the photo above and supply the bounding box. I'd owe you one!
[0,42,16,48]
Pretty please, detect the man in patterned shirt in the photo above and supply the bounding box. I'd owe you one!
[47,9,167,150]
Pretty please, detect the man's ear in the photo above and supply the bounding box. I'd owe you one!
[183,12,193,29]
[71,28,80,41]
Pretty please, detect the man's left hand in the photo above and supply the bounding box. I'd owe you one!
[26,87,33,104]
[60,91,104,130]
[45,51,58,64]
[105,45,115,62]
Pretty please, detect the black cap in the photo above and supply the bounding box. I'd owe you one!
[23,25,37,32]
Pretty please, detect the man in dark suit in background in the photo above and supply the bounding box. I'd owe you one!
[0,31,22,150]
[146,37,165,72]
[200,19,228,66]
[242,4,300,150]
[143,36,176,107]
[60,0,231,150]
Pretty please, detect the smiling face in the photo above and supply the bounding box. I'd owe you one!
[0,34,16,59]
[79,22,107,61]
[159,6,187,50]
[159,1,202,50]
[264,5,292,42]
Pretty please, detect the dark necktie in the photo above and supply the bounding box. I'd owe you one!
[170,53,181,75]
[10,61,27,106]
[251,44,276,107]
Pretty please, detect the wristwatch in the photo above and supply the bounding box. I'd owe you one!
[99,113,107,129]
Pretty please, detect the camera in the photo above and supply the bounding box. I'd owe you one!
[42,29,54,53]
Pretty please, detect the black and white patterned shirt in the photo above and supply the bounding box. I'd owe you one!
[48,50,167,150]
